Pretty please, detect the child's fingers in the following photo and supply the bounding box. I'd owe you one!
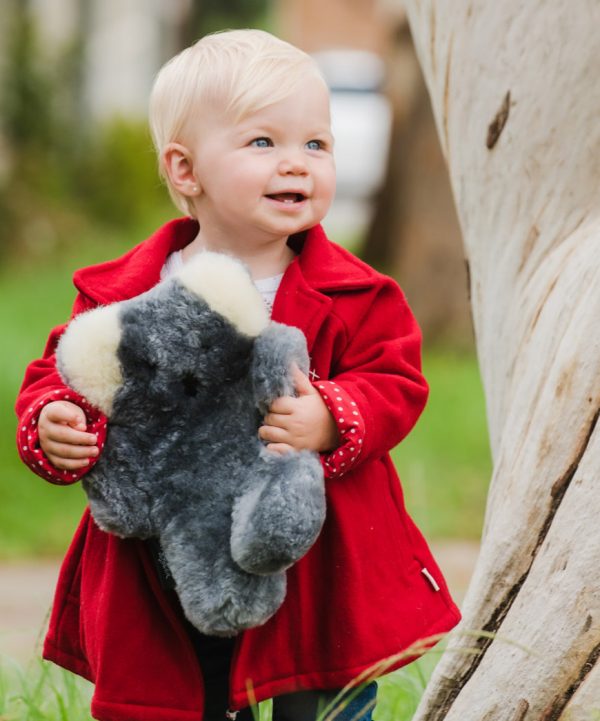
[42,400,87,428]
[265,443,294,455]
[268,396,295,414]
[43,439,99,460]
[262,412,293,429]
[45,424,97,446]
[259,424,290,445]
[46,453,93,471]
[37,401,100,471]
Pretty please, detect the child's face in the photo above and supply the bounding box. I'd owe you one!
[187,75,336,245]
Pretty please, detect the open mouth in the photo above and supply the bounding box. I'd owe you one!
[266,192,306,204]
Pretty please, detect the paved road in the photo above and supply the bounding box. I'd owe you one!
[0,541,479,664]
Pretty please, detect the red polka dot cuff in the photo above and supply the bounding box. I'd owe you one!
[17,389,108,485]
[313,380,365,479]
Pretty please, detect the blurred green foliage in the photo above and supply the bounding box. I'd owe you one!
[2,5,56,150]
[0,0,272,261]
[75,118,167,228]
[0,0,277,261]
[181,0,273,44]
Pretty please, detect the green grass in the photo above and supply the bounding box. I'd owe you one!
[9,633,600,721]
[0,226,492,558]
[0,651,435,721]
[393,349,492,540]
[0,655,94,721]
[1,274,82,559]
[0,220,164,558]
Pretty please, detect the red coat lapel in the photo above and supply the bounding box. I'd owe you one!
[271,259,332,353]
[273,224,377,351]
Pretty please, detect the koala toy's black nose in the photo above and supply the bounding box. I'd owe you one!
[181,373,199,397]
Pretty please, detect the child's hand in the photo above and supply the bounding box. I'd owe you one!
[38,400,99,470]
[259,365,340,455]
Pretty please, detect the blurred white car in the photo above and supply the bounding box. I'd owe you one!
[312,50,392,239]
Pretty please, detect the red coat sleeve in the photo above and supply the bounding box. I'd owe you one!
[15,293,108,485]
[315,277,428,479]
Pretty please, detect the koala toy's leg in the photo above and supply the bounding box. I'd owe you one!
[231,449,326,575]
[160,520,287,637]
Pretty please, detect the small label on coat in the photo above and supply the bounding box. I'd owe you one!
[421,567,440,592]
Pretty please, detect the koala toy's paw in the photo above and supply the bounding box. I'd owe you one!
[230,450,326,575]
[252,322,310,414]
[162,527,287,636]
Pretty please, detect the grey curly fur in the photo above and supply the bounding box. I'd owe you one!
[56,254,326,636]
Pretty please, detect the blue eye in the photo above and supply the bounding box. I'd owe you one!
[251,137,272,148]
[306,140,323,151]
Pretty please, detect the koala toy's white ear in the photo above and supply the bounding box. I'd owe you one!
[176,252,269,337]
[56,304,123,416]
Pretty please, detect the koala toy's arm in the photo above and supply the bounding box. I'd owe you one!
[251,323,310,415]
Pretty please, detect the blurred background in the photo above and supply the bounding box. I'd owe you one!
[0,0,491,679]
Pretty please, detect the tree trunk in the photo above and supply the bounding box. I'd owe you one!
[400,1,600,718]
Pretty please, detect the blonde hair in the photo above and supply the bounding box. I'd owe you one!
[149,29,327,216]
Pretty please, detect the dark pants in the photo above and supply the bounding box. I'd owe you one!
[187,625,377,721]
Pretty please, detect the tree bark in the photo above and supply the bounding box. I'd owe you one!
[400,1,600,718]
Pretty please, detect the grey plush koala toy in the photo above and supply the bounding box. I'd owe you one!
[56,252,326,636]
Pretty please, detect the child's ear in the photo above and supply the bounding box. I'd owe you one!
[162,142,201,197]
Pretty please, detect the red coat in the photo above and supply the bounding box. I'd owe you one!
[16,218,461,721]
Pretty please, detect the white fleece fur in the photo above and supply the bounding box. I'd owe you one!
[177,252,269,337]
[57,304,122,415]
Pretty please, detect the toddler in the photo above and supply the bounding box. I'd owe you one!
[16,29,461,721]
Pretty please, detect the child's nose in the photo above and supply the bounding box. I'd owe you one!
[278,152,308,175]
